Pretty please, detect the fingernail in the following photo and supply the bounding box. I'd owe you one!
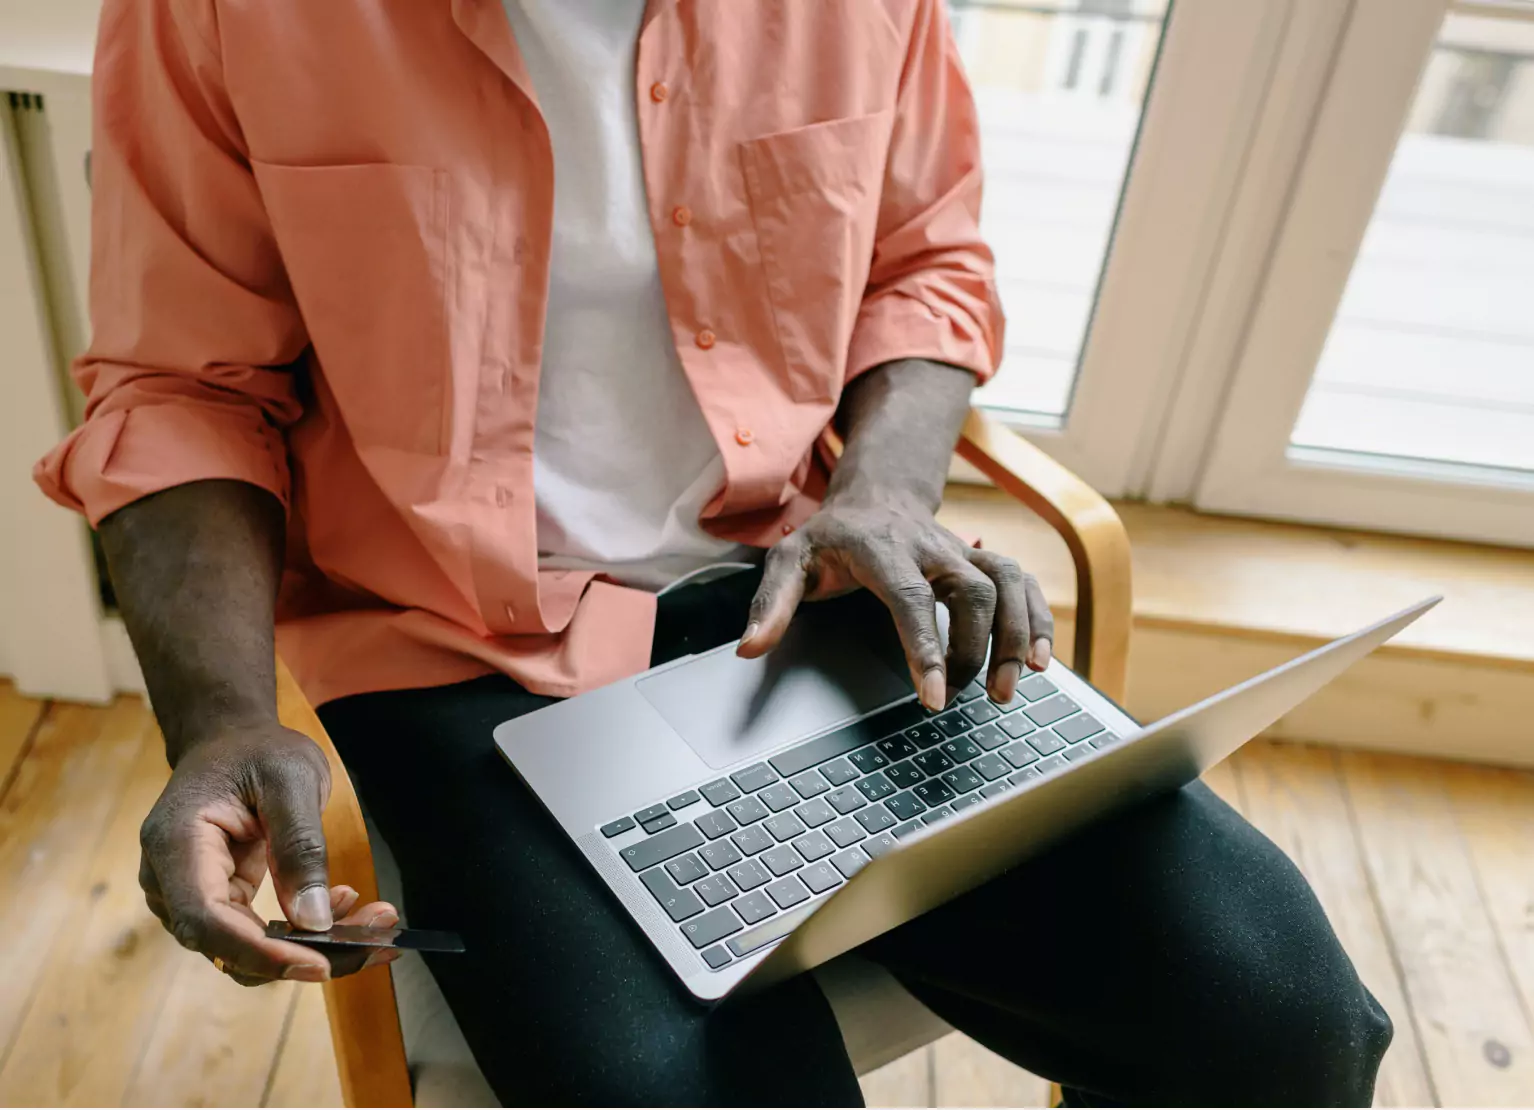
[294,886,333,932]
[992,660,1022,701]
[364,948,402,970]
[741,622,760,645]
[920,670,946,712]
[369,911,400,929]
[1027,640,1053,671]
[285,963,330,983]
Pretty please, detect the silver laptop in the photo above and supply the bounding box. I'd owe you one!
[495,590,1437,1002]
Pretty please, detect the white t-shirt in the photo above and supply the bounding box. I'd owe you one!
[501,0,748,591]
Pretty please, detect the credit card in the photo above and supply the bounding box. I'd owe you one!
[265,921,465,953]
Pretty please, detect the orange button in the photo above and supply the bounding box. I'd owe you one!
[650,81,669,103]
[736,427,755,447]
[671,205,692,227]
[696,329,717,350]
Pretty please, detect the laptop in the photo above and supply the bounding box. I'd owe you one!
[495,586,1437,1002]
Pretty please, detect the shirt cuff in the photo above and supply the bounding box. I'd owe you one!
[34,400,291,527]
[845,290,1003,388]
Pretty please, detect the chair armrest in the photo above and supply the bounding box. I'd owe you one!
[956,408,1132,702]
[276,657,414,1108]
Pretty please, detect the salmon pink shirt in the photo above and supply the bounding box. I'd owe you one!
[35,0,1004,707]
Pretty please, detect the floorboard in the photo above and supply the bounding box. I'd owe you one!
[0,683,45,796]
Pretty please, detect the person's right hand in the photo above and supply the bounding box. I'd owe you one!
[138,723,398,986]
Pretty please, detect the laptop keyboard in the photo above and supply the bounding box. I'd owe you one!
[599,674,1122,971]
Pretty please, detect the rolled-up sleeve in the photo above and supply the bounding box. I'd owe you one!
[845,0,1004,386]
[33,0,307,526]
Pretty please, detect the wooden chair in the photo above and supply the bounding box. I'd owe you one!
[275,408,1133,1107]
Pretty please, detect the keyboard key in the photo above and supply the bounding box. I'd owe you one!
[1090,732,1122,749]
[972,753,1011,781]
[600,816,635,838]
[876,735,920,761]
[731,763,779,792]
[912,750,954,777]
[695,810,738,839]
[694,874,738,907]
[969,723,1009,751]
[933,709,971,738]
[761,845,803,876]
[824,817,867,848]
[952,794,982,813]
[726,857,773,891]
[1000,741,1038,768]
[826,787,867,815]
[883,792,926,821]
[701,945,732,969]
[1036,754,1068,775]
[903,722,945,749]
[1009,768,1043,787]
[726,796,769,826]
[634,803,668,825]
[848,747,888,774]
[1063,745,1094,763]
[892,819,923,839]
[913,780,955,807]
[768,700,925,778]
[957,680,986,703]
[641,812,676,834]
[940,766,984,795]
[1025,694,1079,728]
[788,770,831,798]
[766,875,811,909]
[921,805,954,825]
[727,901,815,956]
[961,701,1000,726]
[855,772,896,802]
[831,847,870,878]
[991,690,1027,714]
[793,798,838,827]
[700,778,741,807]
[856,803,899,832]
[731,890,777,925]
[1028,731,1067,757]
[681,906,743,949]
[667,789,701,810]
[639,867,704,922]
[863,832,899,858]
[758,783,799,812]
[940,737,982,763]
[792,829,836,862]
[820,758,859,786]
[1000,714,1037,739]
[764,813,807,842]
[730,824,774,856]
[1015,674,1058,702]
[884,761,925,789]
[799,860,843,894]
[700,840,743,871]
[621,823,705,872]
[980,781,1010,799]
[1056,714,1105,743]
[665,853,708,885]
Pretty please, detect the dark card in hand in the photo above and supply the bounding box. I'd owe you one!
[265,921,466,953]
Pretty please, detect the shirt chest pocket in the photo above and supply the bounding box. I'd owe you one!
[740,112,892,404]
[254,161,451,455]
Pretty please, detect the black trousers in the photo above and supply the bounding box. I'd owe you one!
[320,570,1392,1107]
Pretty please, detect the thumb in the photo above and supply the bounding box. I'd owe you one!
[738,539,809,658]
[258,756,333,932]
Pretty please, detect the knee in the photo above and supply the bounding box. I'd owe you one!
[1202,964,1394,1106]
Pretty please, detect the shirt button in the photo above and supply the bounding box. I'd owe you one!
[650,81,669,103]
[504,603,516,623]
[671,205,692,227]
[781,523,795,535]
[696,329,717,350]
[495,486,509,508]
[736,427,755,447]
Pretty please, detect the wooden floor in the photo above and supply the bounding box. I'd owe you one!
[1,686,1531,1107]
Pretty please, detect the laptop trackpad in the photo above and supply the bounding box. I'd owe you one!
[637,604,913,771]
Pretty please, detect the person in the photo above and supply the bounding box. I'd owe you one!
[36,0,1392,1103]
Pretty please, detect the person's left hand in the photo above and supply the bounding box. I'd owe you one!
[736,488,1053,712]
